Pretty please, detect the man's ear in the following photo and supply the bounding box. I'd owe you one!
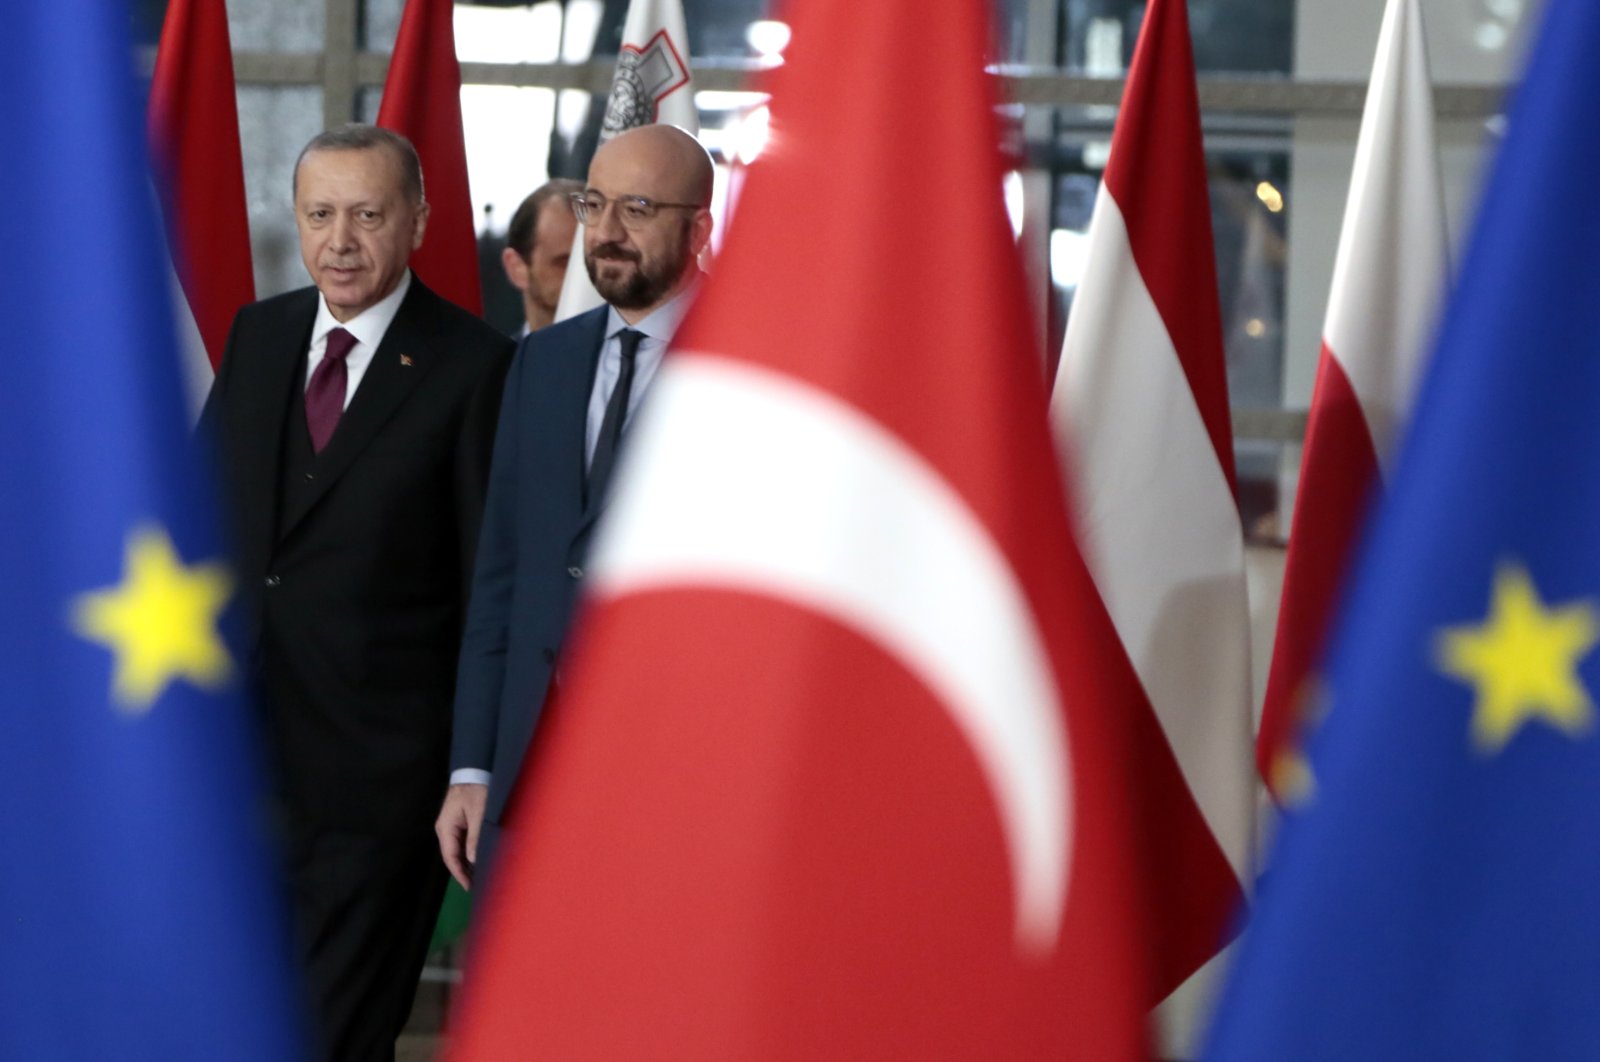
[410,200,431,251]
[690,209,714,257]
[501,246,530,292]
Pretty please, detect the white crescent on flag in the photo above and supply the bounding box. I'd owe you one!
[588,355,1075,951]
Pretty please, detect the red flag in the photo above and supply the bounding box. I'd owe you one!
[148,0,254,371]
[376,0,481,315]
[1256,0,1447,802]
[1048,0,1252,1047]
[448,0,1152,1058]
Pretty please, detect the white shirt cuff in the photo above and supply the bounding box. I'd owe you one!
[450,768,491,787]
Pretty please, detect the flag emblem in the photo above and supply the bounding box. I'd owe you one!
[602,29,690,136]
[70,524,233,713]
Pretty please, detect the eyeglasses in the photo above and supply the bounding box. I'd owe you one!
[568,191,704,229]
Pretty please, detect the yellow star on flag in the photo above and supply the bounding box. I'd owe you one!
[1435,561,1599,753]
[71,525,234,714]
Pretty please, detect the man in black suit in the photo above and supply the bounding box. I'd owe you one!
[436,124,713,893]
[201,125,511,1062]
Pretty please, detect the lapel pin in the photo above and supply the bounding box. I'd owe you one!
[399,354,414,367]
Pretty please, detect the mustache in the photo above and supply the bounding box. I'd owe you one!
[590,242,640,263]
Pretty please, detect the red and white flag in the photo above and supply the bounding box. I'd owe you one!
[447,0,1153,1058]
[148,0,253,400]
[1257,0,1447,800]
[377,0,481,315]
[1048,0,1253,1047]
[552,0,696,322]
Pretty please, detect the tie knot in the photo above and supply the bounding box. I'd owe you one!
[323,327,357,363]
[616,329,644,362]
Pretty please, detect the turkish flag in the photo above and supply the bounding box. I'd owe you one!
[148,0,254,372]
[447,0,1152,1058]
[377,0,481,315]
[1257,0,1448,800]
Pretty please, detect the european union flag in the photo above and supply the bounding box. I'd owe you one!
[1204,0,1600,1058]
[0,2,304,1059]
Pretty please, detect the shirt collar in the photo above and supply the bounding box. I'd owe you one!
[605,280,698,346]
[312,270,413,349]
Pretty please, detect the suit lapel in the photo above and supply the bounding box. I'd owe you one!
[571,312,612,533]
[236,292,315,572]
[277,283,440,541]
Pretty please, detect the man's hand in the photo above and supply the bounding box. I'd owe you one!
[436,783,488,890]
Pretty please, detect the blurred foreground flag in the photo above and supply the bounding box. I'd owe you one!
[1203,0,1600,1057]
[1257,0,1448,802]
[448,0,1152,1058]
[0,2,304,1060]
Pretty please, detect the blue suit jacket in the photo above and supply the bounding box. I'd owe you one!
[450,305,611,823]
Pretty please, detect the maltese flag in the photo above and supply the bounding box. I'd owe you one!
[553,0,697,322]
[447,0,1155,1058]
[1049,0,1254,1050]
[1257,0,1448,801]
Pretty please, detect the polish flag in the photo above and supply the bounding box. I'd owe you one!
[1048,0,1253,1048]
[552,0,696,322]
[446,0,1152,1057]
[1257,0,1447,802]
[148,0,254,405]
[377,0,481,315]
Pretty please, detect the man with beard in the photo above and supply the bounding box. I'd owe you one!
[437,124,713,889]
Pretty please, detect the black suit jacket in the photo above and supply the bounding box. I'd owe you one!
[451,305,611,823]
[202,279,512,836]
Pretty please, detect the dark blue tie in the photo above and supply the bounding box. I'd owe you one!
[586,329,644,506]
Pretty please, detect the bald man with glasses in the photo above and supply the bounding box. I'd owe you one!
[438,124,714,889]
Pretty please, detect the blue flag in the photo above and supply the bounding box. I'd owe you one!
[1204,0,1600,1058]
[0,3,305,1060]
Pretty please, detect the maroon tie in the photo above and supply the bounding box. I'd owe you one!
[305,327,357,453]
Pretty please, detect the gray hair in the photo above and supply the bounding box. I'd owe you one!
[292,124,425,204]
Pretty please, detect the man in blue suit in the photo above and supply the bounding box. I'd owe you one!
[437,124,714,889]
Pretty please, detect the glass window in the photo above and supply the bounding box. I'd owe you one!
[238,86,324,298]
[230,0,324,52]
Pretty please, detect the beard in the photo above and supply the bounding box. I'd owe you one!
[585,229,693,310]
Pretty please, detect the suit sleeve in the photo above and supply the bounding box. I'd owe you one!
[453,333,515,599]
[450,336,527,774]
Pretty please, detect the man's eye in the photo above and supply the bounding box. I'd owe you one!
[621,201,652,221]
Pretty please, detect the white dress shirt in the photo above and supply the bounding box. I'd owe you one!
[304,270,412,409]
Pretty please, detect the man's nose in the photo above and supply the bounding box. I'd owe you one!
[589,200,628,243]
[328,214,357,250]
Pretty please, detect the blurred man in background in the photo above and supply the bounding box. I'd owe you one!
[500,177,582,337]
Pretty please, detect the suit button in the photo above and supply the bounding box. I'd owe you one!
[567,566,583,579]
[264,574,281,588]
[304,471,315,481]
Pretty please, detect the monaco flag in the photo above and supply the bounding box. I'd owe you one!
[552,0,696,322]
[377,0,482,315]
[148,0,254,400]
[1257,0,1447,801]
[1049,0,1253,1045]
[446,0,1155,1058]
